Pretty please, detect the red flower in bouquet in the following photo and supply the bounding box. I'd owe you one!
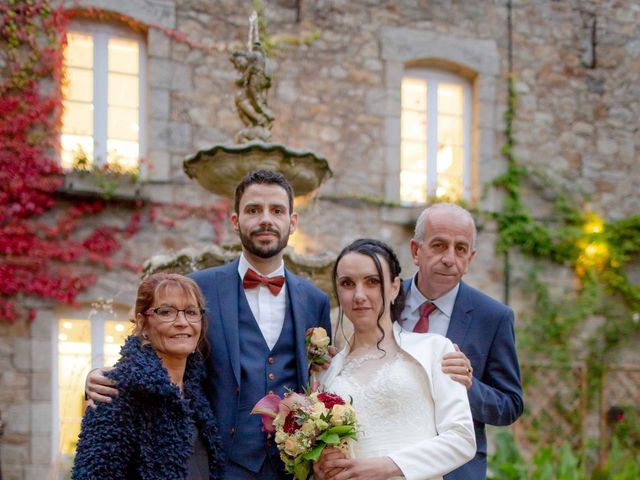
[317,392,345,409]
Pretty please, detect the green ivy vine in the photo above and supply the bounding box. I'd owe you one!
[493,75,640,390]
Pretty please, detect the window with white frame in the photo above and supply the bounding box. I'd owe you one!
[61,23,146,173]
[54,309,130,468]
[400,69,471,203]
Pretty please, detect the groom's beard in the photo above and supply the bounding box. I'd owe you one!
[239,226,289,259]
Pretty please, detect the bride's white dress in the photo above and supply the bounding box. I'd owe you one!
[319,325,476,480]
[331,352,436,469]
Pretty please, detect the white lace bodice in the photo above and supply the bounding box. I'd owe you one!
[329,351,438,478]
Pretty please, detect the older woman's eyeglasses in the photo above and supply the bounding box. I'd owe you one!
[145,306,204,323]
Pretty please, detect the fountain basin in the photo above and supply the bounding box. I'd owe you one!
[184,142,332,197]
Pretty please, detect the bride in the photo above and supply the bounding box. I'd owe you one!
[314,238,475,480]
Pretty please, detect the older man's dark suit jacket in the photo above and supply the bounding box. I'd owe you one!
[403,279,523,480]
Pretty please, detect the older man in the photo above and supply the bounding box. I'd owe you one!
[401,202,523,480]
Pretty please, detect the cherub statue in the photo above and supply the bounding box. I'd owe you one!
[230,42,274,143]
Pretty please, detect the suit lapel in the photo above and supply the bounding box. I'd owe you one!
[286,271,311,389]
[446,281,473,348]
[217,260,241,386]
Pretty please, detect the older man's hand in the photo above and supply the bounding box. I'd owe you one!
[442,344,473,390]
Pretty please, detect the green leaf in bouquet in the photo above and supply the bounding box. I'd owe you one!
[326,425,355,435]
[317,432,340,444]
[293,459,311,480]
[303,444,326,461]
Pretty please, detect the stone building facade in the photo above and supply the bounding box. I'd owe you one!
[1,0,639,478]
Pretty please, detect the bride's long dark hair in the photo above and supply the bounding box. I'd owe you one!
[332,238,406,352]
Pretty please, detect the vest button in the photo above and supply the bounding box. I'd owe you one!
[268,373,276,380]
[268,357,275,364]
[230,428,235,436]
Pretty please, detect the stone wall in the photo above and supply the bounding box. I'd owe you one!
[1,0,639,477]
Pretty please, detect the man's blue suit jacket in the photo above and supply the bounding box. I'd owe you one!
[190,259,332,465]
[403,279,523,480]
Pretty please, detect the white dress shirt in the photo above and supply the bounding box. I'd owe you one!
[400,276,459,336]
[237,253,287,350]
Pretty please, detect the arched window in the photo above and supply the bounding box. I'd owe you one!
[61,22,146,173]
[400,68,471,203]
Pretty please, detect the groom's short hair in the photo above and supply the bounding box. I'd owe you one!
[234,169,294,214]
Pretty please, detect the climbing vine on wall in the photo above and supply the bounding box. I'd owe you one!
[493,75,640,381]
[0,1,229,324]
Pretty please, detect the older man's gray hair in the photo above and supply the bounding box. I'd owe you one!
[413,203,477,250]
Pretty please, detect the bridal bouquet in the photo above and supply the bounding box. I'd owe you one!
[252,389,357,480]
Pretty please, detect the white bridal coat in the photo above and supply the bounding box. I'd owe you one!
[318,323,476,480]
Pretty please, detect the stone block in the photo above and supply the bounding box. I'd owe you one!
[30,402,52,434]
[384,116,400,147]
[597,137,618,155]
[31,371,51,402]
[364,88,386,115]
[12,338,30,371]
[25,465,54,480]
[477,100,496,129]
[31,339,52,372]
[147,150,171,182]
[30,434,51,464]
[6,404,29,434]
[149,59,192,91]
[148,27,171,58]
[70,0,176,29]
[29,310,53,341]
[277,79,298,103]
[150,121,192,153]
[150,89,170,120]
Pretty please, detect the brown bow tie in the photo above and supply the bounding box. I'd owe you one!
[242,269,286,296]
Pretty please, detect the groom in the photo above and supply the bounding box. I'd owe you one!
[87,170,332,479]
[402,203,523,480]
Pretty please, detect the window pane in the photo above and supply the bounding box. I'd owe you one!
[437,145,464,200]
[402,77,427,111]
[108,73,139,108]
[401,140,428,203]
[438,83,463,115]
[60,135,94,170]
[63,67,93,102]
[65,33,93,69]
[400,170,427,204]
[107,139,139,172]
[109,37,139,74]
[62,100,93,136]
[438,114,464,145]
[401,141,427,172]
[58,319,91,456]
[104,320,131,367]
[401,110,427,141]
[108,106,139,141]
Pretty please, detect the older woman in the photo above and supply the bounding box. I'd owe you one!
[314,239,475,480]
[72,273,224,480]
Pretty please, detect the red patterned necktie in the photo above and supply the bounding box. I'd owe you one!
[242,269,286,296]
[413,302,437,333]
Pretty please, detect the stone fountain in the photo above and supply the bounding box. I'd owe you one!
[144,12,335,295]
